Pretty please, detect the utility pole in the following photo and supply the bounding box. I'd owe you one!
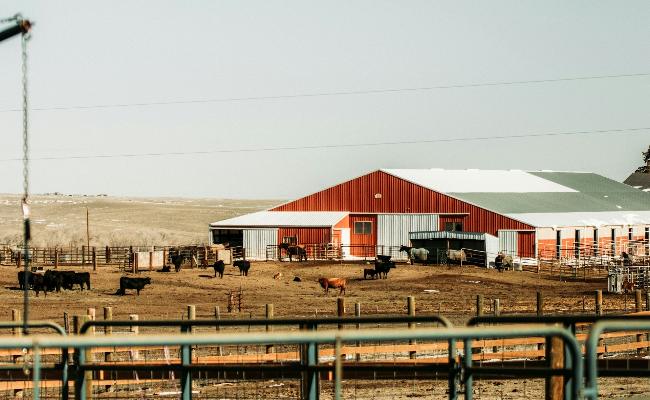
[86,207,90,256]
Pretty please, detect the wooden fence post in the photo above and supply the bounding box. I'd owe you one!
[214,306,223,357]
[635,290,643,354]
[103,305,113,386]
[493,299,500,316]
[92,247,97,271]
[545,333,564,400]
[595,290,602,316]
[537,292,545,358]
[407,296,416,359]
[73,315,92,400]
[11,309,20,337]
[54,248,59,269]
[355,303,361,362]
[129,314,139,360]
[63,312,70,335]
[476,295,484,317]
[337,297,346,362]
[187,305,196,333]
[266,304,274,354]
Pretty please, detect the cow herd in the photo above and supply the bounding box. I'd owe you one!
[14,257,253,298]
[18,270,90,297]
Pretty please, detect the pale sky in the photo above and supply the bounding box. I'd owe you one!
[0,1,648,199]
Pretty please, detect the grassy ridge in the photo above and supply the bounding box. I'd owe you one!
[0,194,279,247]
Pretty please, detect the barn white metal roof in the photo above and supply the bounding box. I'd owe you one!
[210,211,348,228]
[504,211,650,228]
[382,169,578,193]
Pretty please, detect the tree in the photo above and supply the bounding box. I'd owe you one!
[635,145,650,173]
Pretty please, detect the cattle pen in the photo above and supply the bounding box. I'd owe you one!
[2,245,650,398]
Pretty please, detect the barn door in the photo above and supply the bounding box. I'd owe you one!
[498,230,518,257]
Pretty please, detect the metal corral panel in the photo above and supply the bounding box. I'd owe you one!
[243,229,278,260]
[377,214,439,248]
[498,230,518,256]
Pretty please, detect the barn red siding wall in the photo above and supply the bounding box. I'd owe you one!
[272,170,533,235]
[349,215,377,256]
[277,228,331,245]
[517,231,536,258]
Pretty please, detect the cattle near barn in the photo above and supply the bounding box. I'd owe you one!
[209,169,650,264]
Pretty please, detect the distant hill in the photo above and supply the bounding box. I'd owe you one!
[0,195,279,247]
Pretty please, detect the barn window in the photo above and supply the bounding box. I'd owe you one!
[354,221,372,235]
[574,230,581,258]
[555,230,561,259]
[646,227,649,255]
[593,229,599,256]
[282,236,297,245]
[628,227,633,241]
[611,228,616,253]
[444,222,463,232]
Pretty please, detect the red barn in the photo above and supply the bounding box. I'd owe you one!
[210,169,650,263]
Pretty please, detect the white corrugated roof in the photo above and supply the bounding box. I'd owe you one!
[382,169,578,193]
[210,211,348,228]
[505,211,650,228]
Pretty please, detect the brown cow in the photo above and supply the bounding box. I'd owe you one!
[318,277,346,295]
[622,277,635,294]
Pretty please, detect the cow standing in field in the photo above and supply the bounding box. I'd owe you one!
[18,270,34,290]
[234,260,250,276]
[213,260,225,278]
[171,252,185,273]
[363,268,378,279]
[18,271,46,296]
[318,277,346,296]
[44,270,63,292]
[374,260,396,279]
[116,277,152,295]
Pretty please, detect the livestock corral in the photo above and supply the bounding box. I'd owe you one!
[1,256,650,399]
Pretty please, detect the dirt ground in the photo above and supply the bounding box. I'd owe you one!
[0,261,636,324]
[1,262,650,398]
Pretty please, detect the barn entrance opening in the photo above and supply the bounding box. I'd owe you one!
[409,231,498,267]
[211,229,243,247]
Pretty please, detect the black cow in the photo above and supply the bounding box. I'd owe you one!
[18,270,34,290]
[32,274,46,297]
[116,276,152,295]
[44,270,63,292]
[374,260,396,279]
[213,260,225,278]
[171,253,185,272]
[363,268,378,279]
[234,260,250,276]
[18,271,46,296]
[70,272,91,290]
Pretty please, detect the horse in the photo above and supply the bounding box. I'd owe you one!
[318,277,346,295]
[446,249,466,264]
[399,245,429,265]
[279,242,307,262]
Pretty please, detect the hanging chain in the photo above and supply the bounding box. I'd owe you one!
[19,17,31,337]
[0,14,21,24]
[21,30,30,205]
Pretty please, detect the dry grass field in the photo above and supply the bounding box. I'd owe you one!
[0,194,278,247]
